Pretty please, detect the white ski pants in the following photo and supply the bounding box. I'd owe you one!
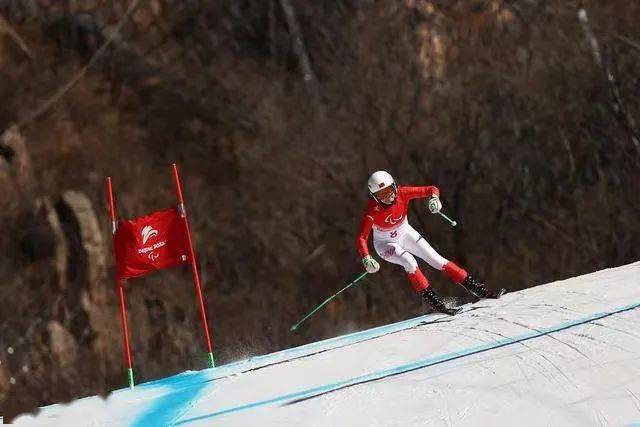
[373,222,448,274]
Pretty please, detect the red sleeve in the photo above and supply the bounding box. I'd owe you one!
[357,215,374,257]
[400,185,440,201]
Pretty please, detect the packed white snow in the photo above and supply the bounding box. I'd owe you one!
[13,261,640,426]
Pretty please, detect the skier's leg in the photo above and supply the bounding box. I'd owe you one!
[437,258,506,299]
[400,227,448,270]
[402,226,504,299]
[374,242,421,289]
[374,241,459,315]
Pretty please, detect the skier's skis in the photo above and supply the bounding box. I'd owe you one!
[495,288,507,299]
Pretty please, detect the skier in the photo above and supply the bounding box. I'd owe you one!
[357,171,504,315]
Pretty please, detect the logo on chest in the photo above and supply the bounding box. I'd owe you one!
[384,214,404,225]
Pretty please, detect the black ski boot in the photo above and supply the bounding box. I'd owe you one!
[421,288,461,315]
[462,274,505,299]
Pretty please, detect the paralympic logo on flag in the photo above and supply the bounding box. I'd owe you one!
[114,208,189,280]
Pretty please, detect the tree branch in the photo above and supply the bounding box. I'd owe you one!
[0,15,34,59]
[578,8,640,155]
[279,0,320,97]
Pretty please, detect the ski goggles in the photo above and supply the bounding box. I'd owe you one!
[373,185,397,204]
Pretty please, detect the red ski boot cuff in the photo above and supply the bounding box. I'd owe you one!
[443,262,468,284]
[408,269,430,293]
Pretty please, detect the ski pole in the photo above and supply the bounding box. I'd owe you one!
[438,211,457,227]
[290,271,369,332]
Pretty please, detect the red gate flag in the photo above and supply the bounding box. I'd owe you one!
[108,164,216,389]
[114,207,189,280]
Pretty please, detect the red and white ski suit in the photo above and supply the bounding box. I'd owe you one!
[357,186,467,292]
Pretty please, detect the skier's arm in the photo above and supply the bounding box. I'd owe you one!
[401,185,440,201]
[357,215,374,257]
[357,215,380,273]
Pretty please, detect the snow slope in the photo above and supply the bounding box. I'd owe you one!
[13,261,640,426]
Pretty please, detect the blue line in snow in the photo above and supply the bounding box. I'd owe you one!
[174,300,640,425]
[127,308,463,426]
[130,307,462,392]
[130,370,212,427]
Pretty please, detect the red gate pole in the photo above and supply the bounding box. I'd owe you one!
[106,177,135,389]
[170,164,215,368]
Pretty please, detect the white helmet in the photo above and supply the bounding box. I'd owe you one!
[367,171,397,204]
